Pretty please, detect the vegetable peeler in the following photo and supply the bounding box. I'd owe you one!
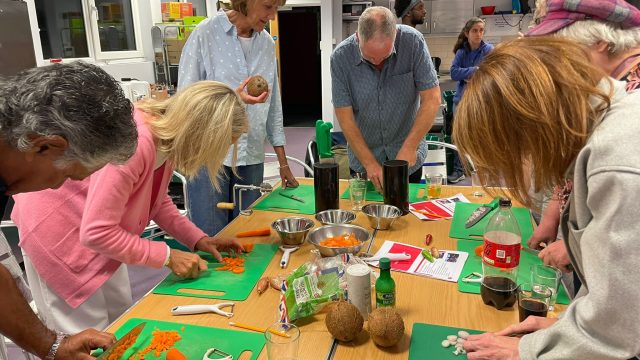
[279,246,299,268]
[203,348,232,360]
[171,302,235,318]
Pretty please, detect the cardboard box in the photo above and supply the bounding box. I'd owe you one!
[161,2,181,21]
[168,51,181,65]
[161,2,192,20]
[165,39,186,53]
[180,3,193,18]
[150,84,169,100]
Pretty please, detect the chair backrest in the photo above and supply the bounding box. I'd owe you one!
[263,153,313,186]
[304,132,351,179]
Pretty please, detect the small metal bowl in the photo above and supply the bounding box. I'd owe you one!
[315,209,356,225]
[307,224,370,257]
[362,204,402,230]
[271,217,315,246]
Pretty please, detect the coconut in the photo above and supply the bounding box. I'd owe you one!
[325,300,364,342]
[246,75,268,97]
[368,307,404,347]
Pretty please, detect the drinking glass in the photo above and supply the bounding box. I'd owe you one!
[517,282,552,322]
[265,322,300,360]
[424,174,443,200]
[471,171,484,197]
[348,178,367,211]
[531,264,562,311]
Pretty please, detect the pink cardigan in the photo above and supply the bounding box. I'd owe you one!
[12,109,207,308]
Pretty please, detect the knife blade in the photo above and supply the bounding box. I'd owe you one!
[522,247,540,256]
[279,192,305,203]
[96,322,146,359]
[464,198,500,228]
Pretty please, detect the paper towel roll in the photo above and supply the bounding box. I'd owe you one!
[346,264,372,318]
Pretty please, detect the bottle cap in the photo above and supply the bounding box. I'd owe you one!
[379,257,391,270]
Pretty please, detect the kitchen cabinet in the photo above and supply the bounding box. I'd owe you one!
[417,0,474,35]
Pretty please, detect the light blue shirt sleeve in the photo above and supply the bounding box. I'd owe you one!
[265,61,285,147]
[177,28,207,90]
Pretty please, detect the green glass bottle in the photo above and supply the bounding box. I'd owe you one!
[375,257,396,308]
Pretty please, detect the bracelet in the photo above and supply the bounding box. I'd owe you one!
[163,245,171,267]
[279,164,289,169]
[45,332,68,360]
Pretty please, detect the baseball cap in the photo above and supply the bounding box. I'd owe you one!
[527,0,640,36]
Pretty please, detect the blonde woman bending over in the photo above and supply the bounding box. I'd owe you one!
[455,37,640,359]
[11,81,248,334]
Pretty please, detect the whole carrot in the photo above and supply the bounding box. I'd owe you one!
[236,228,271,238]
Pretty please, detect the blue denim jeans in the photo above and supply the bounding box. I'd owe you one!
[186,163,265,236]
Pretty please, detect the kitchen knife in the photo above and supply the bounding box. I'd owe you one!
[96,322,146,359]
[464,198,500,228]
[279,192,305,203]
[522,247,540,256]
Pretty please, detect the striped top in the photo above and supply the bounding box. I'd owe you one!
[178,11,285,167]
[331,25,439,174]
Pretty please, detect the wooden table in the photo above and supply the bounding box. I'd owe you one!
[108,178,564,360]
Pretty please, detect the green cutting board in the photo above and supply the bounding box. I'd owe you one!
[253,185,316,214]
[456,239,569,305]
[104,318,264,359]
[449,202,534,244]
[409,323,482,359]
[153,244,278,300]
[341,181,426,203]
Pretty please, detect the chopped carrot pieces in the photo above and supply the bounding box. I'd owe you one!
[166,348,187,360]
[135,329,182,358]
[319,233,360,247]
[243,243,255,253]
[215,256,246,274]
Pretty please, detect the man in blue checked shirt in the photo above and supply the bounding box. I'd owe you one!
[178,0,298,236]
[331,6,441,192]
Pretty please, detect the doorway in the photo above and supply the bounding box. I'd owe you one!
[277,7,322,127]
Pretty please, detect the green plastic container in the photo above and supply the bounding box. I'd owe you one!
[443,90,456,114]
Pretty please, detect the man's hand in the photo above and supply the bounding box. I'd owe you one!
[196,236,244,262]
[56,329,116,360]
[463,333,521,360]
[364,161,383,193]
[539,241,572,272]
[167,249,207,278]
[280,165,299,189]
[494,316,557,337]
[395,146,418,169]
[236,77,269,104]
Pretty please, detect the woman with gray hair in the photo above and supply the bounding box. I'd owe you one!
[0,61,137,194]
[525,0,640,274]
[12,81,248,335]
[0,61,137,360]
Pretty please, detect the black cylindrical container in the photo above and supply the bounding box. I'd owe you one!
[314,162,339,213]
[383,160,409,215]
